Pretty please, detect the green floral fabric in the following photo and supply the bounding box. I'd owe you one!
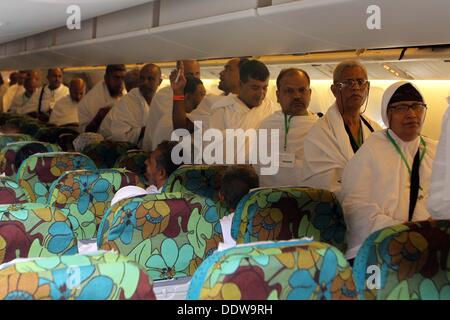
[47,169,143,240]
[187,240,357,300]
[232,187,347,253]
[0,177,30,204]
[0,251,156,300]
[0,141,61,178]
[98,192,223,281]
[353,220,450,300]
[16,152,97,204]
[0,203,77,264]
[0,134,33,150]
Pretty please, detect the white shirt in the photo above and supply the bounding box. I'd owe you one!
[0,84,7,113]
[9,91,40,115]
[428,102,450,219]
[2,84,24,113]
[256,110,318,187]
[49,95,79,126]
[78,81,125,132]
[99,88,149,146]
[40,84,69,113]
[301,103,382,196]
[341,129,436,259]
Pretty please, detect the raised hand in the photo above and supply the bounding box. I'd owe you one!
[170,61,186,95]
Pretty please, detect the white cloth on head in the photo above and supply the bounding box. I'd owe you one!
[256,110,318,187]
[99,88,149,145]
[78,81,125,132]
[341,130,436,259]
[428,100,450,219]
[218,212,236,251]
[72,132,104,152]
[2,84,24,113]
[146,185,162,194]
[301,103,381,196]
[49,95,79,126]
[40,84,69,113]
[111,185,148,206]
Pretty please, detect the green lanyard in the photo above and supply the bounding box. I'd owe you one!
[386,130,427,176]
[283,113,294,151]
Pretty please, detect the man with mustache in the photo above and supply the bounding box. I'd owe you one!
[78,64,127,133]
[340,81,436,260]
[301,60,381,195]
[100,64,162,147]
[256,68,318,187]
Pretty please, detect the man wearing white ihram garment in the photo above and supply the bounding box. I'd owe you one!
[9,70,40,115]
[2,71,26,113]
[341,81,437,259]
[49,78,85,127]
[37,68,69,114]
[256,68,318,187]
[99,64,162,146]
[301,60,381,196]
[427,94,450,219]
[78,64,126,133]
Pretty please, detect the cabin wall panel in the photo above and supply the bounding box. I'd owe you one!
[26,32,53,51]
[6,39,26,55]
[55,19,95,46]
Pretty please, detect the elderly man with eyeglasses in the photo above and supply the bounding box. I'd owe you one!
[301,60,381,195]
[340,81,437,260]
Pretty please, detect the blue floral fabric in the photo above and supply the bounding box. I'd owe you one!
[232,187,347,253]
[353,220,450,300]
[0,251,156,300]
[0,203,77,264]
[98,192,223,281]
[47,169,143,240]
[16,152,97,204]
[187,240,357,300]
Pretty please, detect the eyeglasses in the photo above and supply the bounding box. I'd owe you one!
[387,102,427,114]
[336,79,369,89]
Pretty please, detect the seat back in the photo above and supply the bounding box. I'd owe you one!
[162,165,229,203]
[232,187,347,253]
[187,240,357,300]
[0,133,33,150]
[0,203,77,264]
[16,152,97,203]
[353,220,450,300]
[0,177,31,204]
[114,149,149,185]
[0,141,61,177]
[0,251,156,300]
[48,169,143,240]
[82,140,138,169]
[99,192,223,281]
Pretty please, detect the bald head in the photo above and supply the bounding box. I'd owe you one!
[69,78,85,103]
[124,69,140,92]
[180,60,200,79]
[139,63,162,102]
[47,67,63,90]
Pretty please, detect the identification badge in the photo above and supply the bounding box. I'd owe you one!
[279,152,296,168]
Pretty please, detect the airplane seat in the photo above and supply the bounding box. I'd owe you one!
[47,168,143,241]
[0,203,77,265]
[0,176,31,204]
[231,187,347,254]
[0,251,156,300]
[162,164,229,212]
[33,126,79,144]
[0,133,33,150]
[0,141,61,178]
[187,239,358,300]
[352,219,450,300]
[81,140,138,169]
[16,152,97,204]
[114,149,149,186]
[98,191,224,299]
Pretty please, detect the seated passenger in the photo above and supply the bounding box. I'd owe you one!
[218,165,260,250]
[340,81,437,259]
[49,78,85,127]
[78,64,126,133]
[72,132,104,152]
[256,68,318,187]
[14,143,48,172]
[301,60,381,196]
[152,76,206,148]
[110,185,148,206]
[144,140,182,194]
[99,64,162,146]
[428,94,450,219]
